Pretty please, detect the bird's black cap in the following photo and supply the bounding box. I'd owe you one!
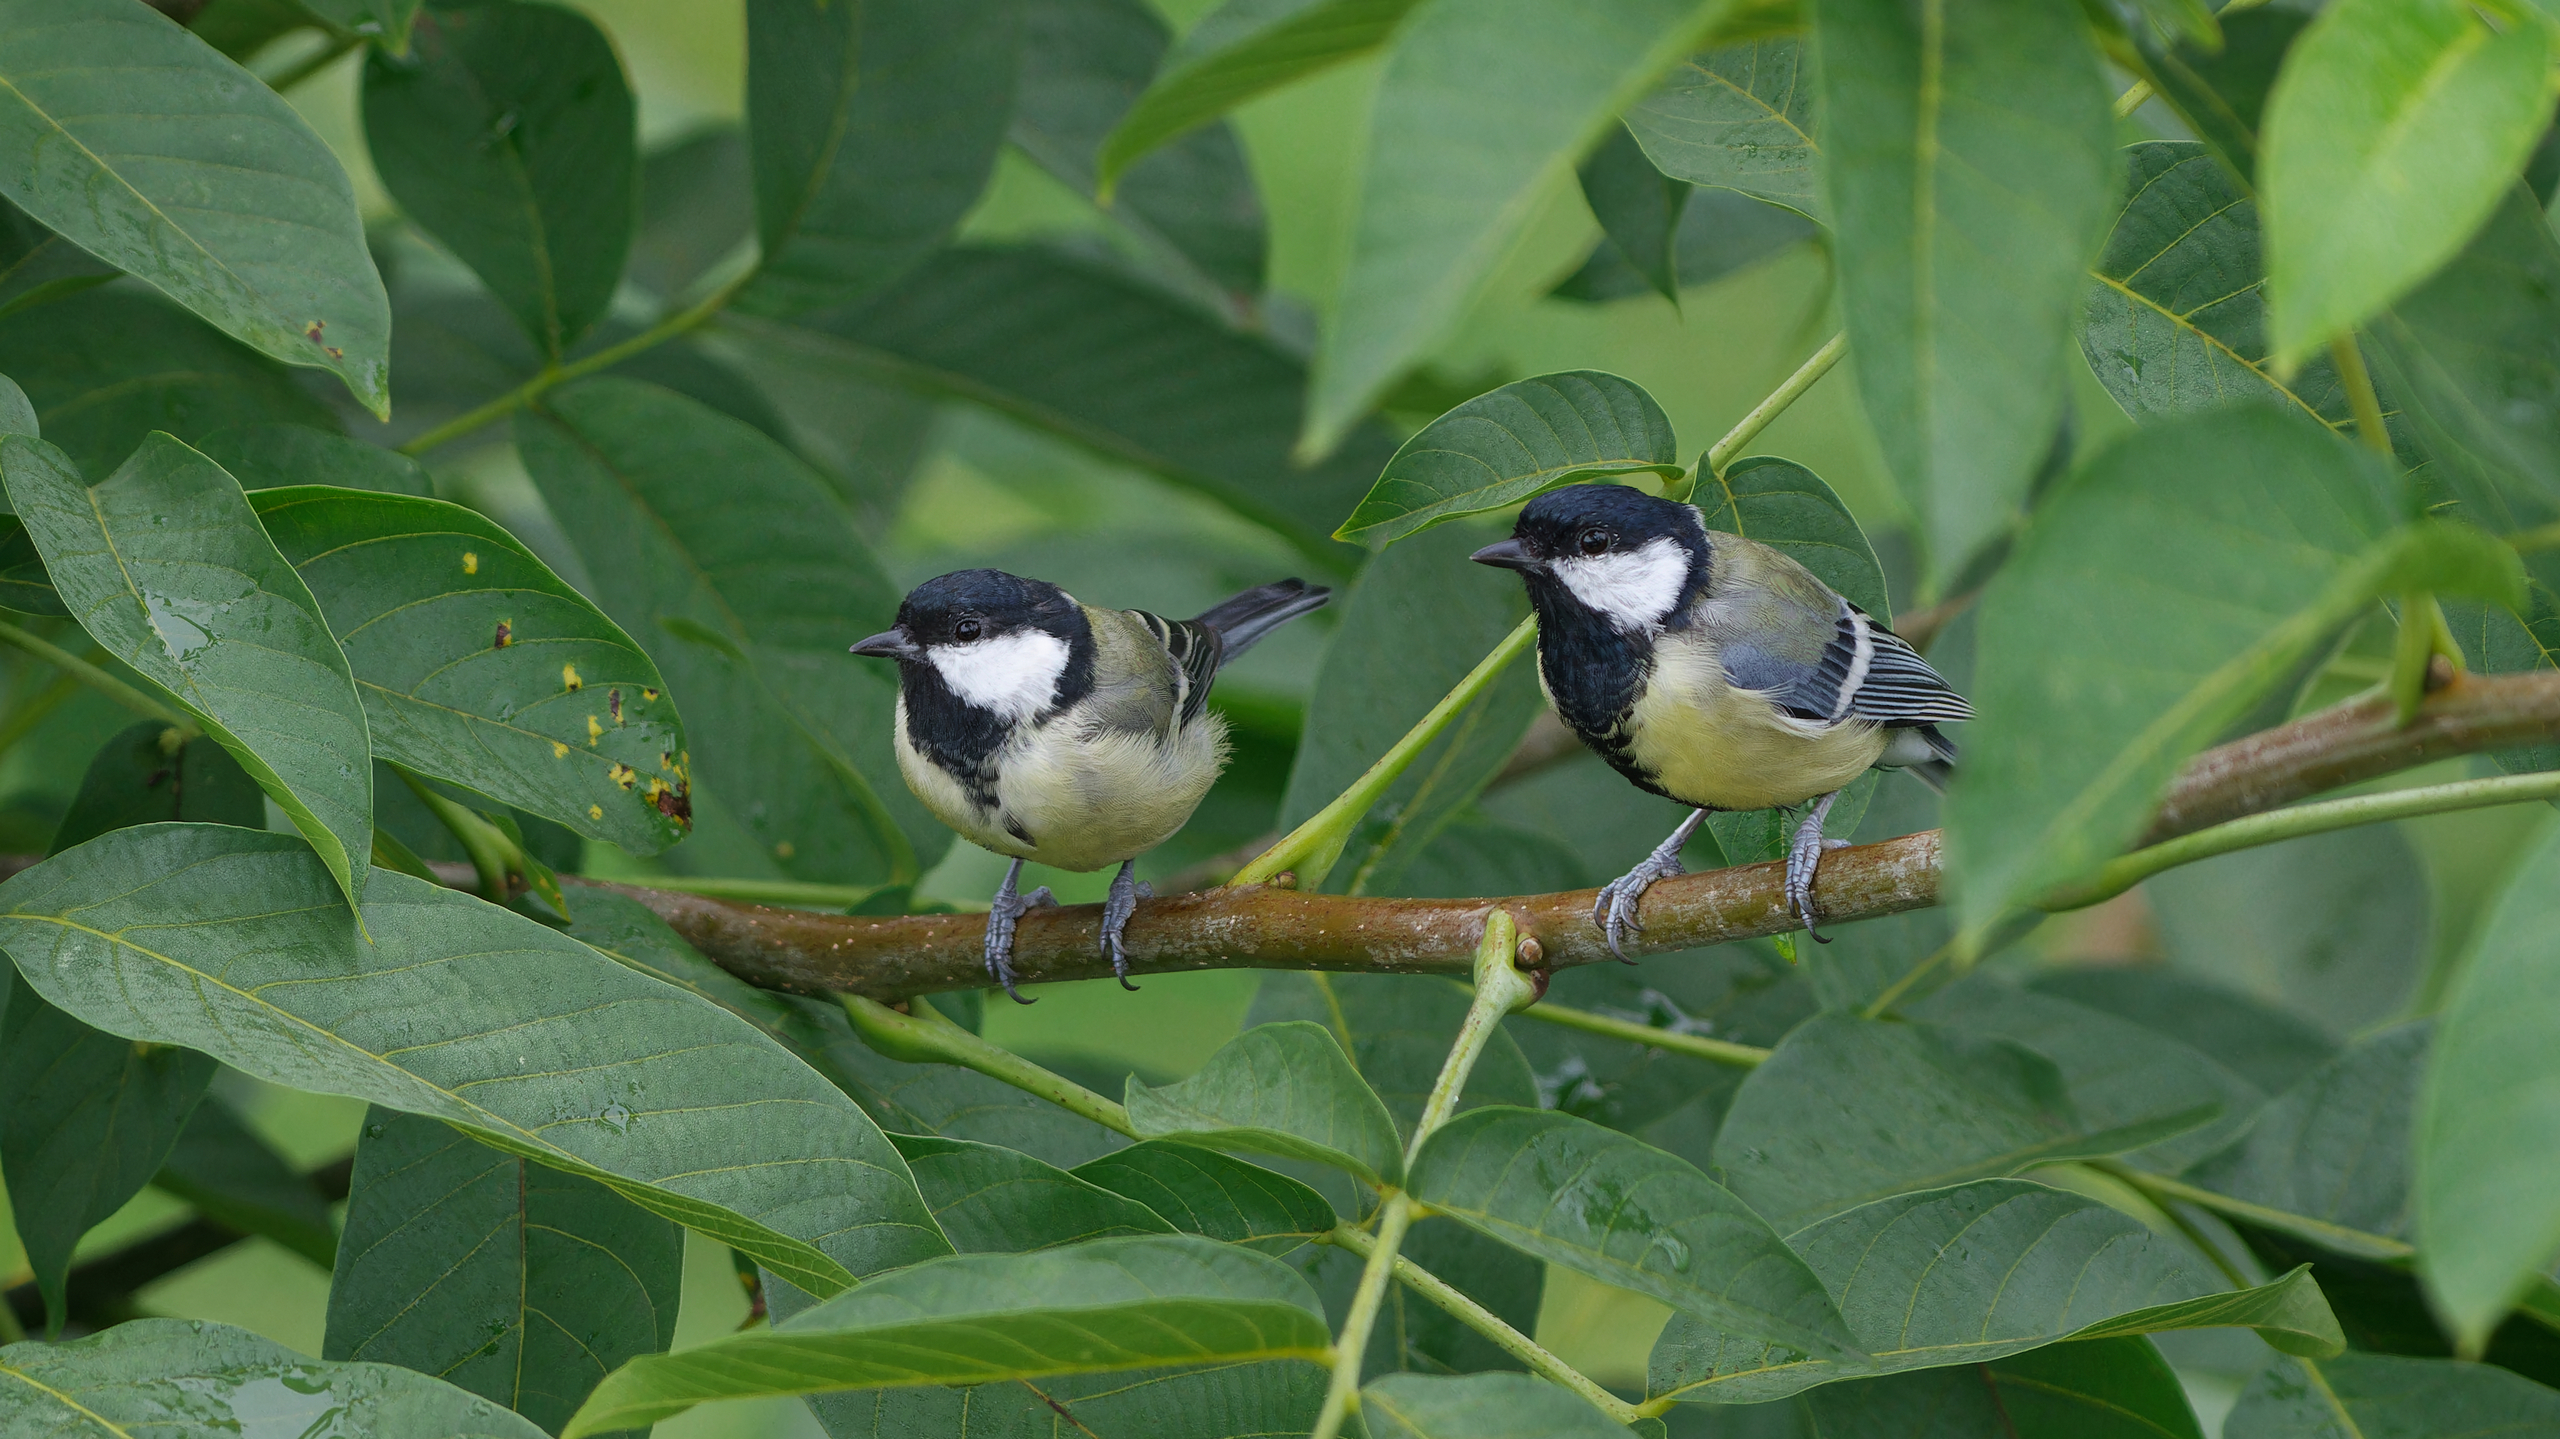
[1472,484,1703,571]
[851,568,1086,660]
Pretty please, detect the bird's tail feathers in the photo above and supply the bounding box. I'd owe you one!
[1193,579,1331,664]
[1883,722,1957,793]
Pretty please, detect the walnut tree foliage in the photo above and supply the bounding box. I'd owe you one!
[0,0,2556,1436]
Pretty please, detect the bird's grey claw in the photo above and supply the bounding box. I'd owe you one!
[1101,862,1145,991]
[1784,802,1839,945]
[1593,855,1678,964]
[1024,886,1058,909]
[984,910,1033,1005]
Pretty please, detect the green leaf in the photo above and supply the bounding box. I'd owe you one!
[2260,0,2555,364]
[561,1236,1334,1437]
[0,1318,548,1438]
[1409,1104,1861,1359]
[0,372,32,439]
[628,129,752,302]
[249,485,692,854]
[361,1,636,359]
[1914,976,2261,1172]
[1304,0,1724,456]
[0,0,391,414]
[1648,1178,2341,1404]
[805,1362,1330,1438]
[2187,1022,2429,1257]
[1945,408,2417,935]
[518,377,934,885]
[1125,1020,1407,1185]
[1274,526,1543,891]
[777,244,1386,565]
[2134,4,2313,186]
[740,0,1019,316]
[1096,0,1422,190]
[1363,1371,1635,1439]
[196,423,432,497]
[889,1132,1175,1253]
[325,1107,680,1436]
[2417,823,2560,1348]
[151,1094,337,1270]
[1790,1338,2206,1439]
[2226,1352,2560,1439]
[2,432,374,907]
[2083,143,2371,436]
[0,985,213,1334]
[1622,37,1822,221]
[0,288,341,479]
[0,823,951,1298]
[2028,968,2338,1099]
[2148,826,2432,1035]
[1070,1140,1337,1253]
[1712,1012,2219,1230]
[51,717,265,854]
[1333,373,1682,546]
[0,196,119,324]
[1550,185,1814,304]
[1510,941,1813,1135]
[1812,0,2116,582]
[1014,0,1268,296]
[1579,126,1687,306]
[1696,454,1891,630]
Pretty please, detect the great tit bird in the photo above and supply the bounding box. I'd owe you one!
[852,570,1329,1000]
[1471,485,1969,957]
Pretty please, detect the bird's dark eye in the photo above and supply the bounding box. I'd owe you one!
[954,618,982,641]
[1577,528,1612,556]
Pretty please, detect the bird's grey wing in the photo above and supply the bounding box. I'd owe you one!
[1126,610,1222,726]
[1722,598,1973,726]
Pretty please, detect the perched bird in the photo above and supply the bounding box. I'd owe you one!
[851,569,1329,1000]
[1470,485,1969,957]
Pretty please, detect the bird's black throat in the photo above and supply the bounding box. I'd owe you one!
[895,612,1099,813]
[1521,581,1670,799]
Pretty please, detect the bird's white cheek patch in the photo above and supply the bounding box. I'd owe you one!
[1553,537,1688,631]
[927,630,1071,721]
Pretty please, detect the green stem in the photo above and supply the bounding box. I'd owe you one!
[399,270,753,457]
[264,34,361,92]
[1322,1223,1643,1424]
[1232,618,1537,887]
[2038,770,2560,913]
[1312,913,1538,1439]
[2509,521,2560,553]
[1510,994,1769,1069]
[2113,79,2154,119]
[2388,591,2446,726]
[1704,331,1846,476]
[839,994,1137,1138]
[2329,334,2393,458]
[394,767,514,903]
[0,618,188,727]
[2101,1164,2413,1262]
[610,875,901,910]
[0,668,82,761]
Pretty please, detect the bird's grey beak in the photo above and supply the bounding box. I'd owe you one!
[1470,538,1544,573]
[848,626,923,661]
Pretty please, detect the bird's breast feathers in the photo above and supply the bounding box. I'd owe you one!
[893,693,1226,871]
[1619,631,1886,811]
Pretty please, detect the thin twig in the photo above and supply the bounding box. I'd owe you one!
[1705,332,1846,476]
[1509,995,1770,1069]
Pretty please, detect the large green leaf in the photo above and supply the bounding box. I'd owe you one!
[1096,0,1422,189]
[50,716,265,853]
[805,1362,1330,1439]
[250,485,691,854]
[740,0,1019,315]
[1333,372,1682,546]
[518,377,936,885]
[2187,1022,2429,1256]
[0,0,391,414]
[1622,37,1821,221]
[2029,968,2338,1099]
[2417,824,2560,1348]
[1125,1021,1406,1184]
[0,197,117,324]
[775,244,1389,564]
[1070,1140,1337,1252]
[889,1133,1175,1253]
[1274,526,1542,893]
[0,1319,547,1438]
[2147,826,2431,1035]
[2258,0,2554,363]
[1304,0,1724,455]
[1648,1178,2342,1404]
[197,423,433,497]
[1363,1371,1634,1439]
[2225,1352,2560,1438]
[1014,0,1267,296]
[1711,1012,2219,1230]
[1793,1338,2205,1438]
[0,288,341,479]
[0,984,213,1334]
[1578,126,1687,305]
[1812,0,2115,583]
[2,433,374,907]
[1550,184,1815,304]
[0,823,950,1297]
[1694,455,1890,618]
[362,0,637,359]
[2083,143,2366,435]
[1942,408,2506,935]
[1409,1104,1860,1359]
[326,1107,681,1436]
[561,1236,1334,1437]
[152,1094,338,1270]
[2135,3,2311,186]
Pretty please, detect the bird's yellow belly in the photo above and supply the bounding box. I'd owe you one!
[1622,659,1884,811]
[893,700,1226,872]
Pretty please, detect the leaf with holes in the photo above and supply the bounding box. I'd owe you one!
[0,823,950,1298]
[0,0,391,413]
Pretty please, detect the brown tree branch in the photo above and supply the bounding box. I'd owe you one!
[595,670,2560,1001]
